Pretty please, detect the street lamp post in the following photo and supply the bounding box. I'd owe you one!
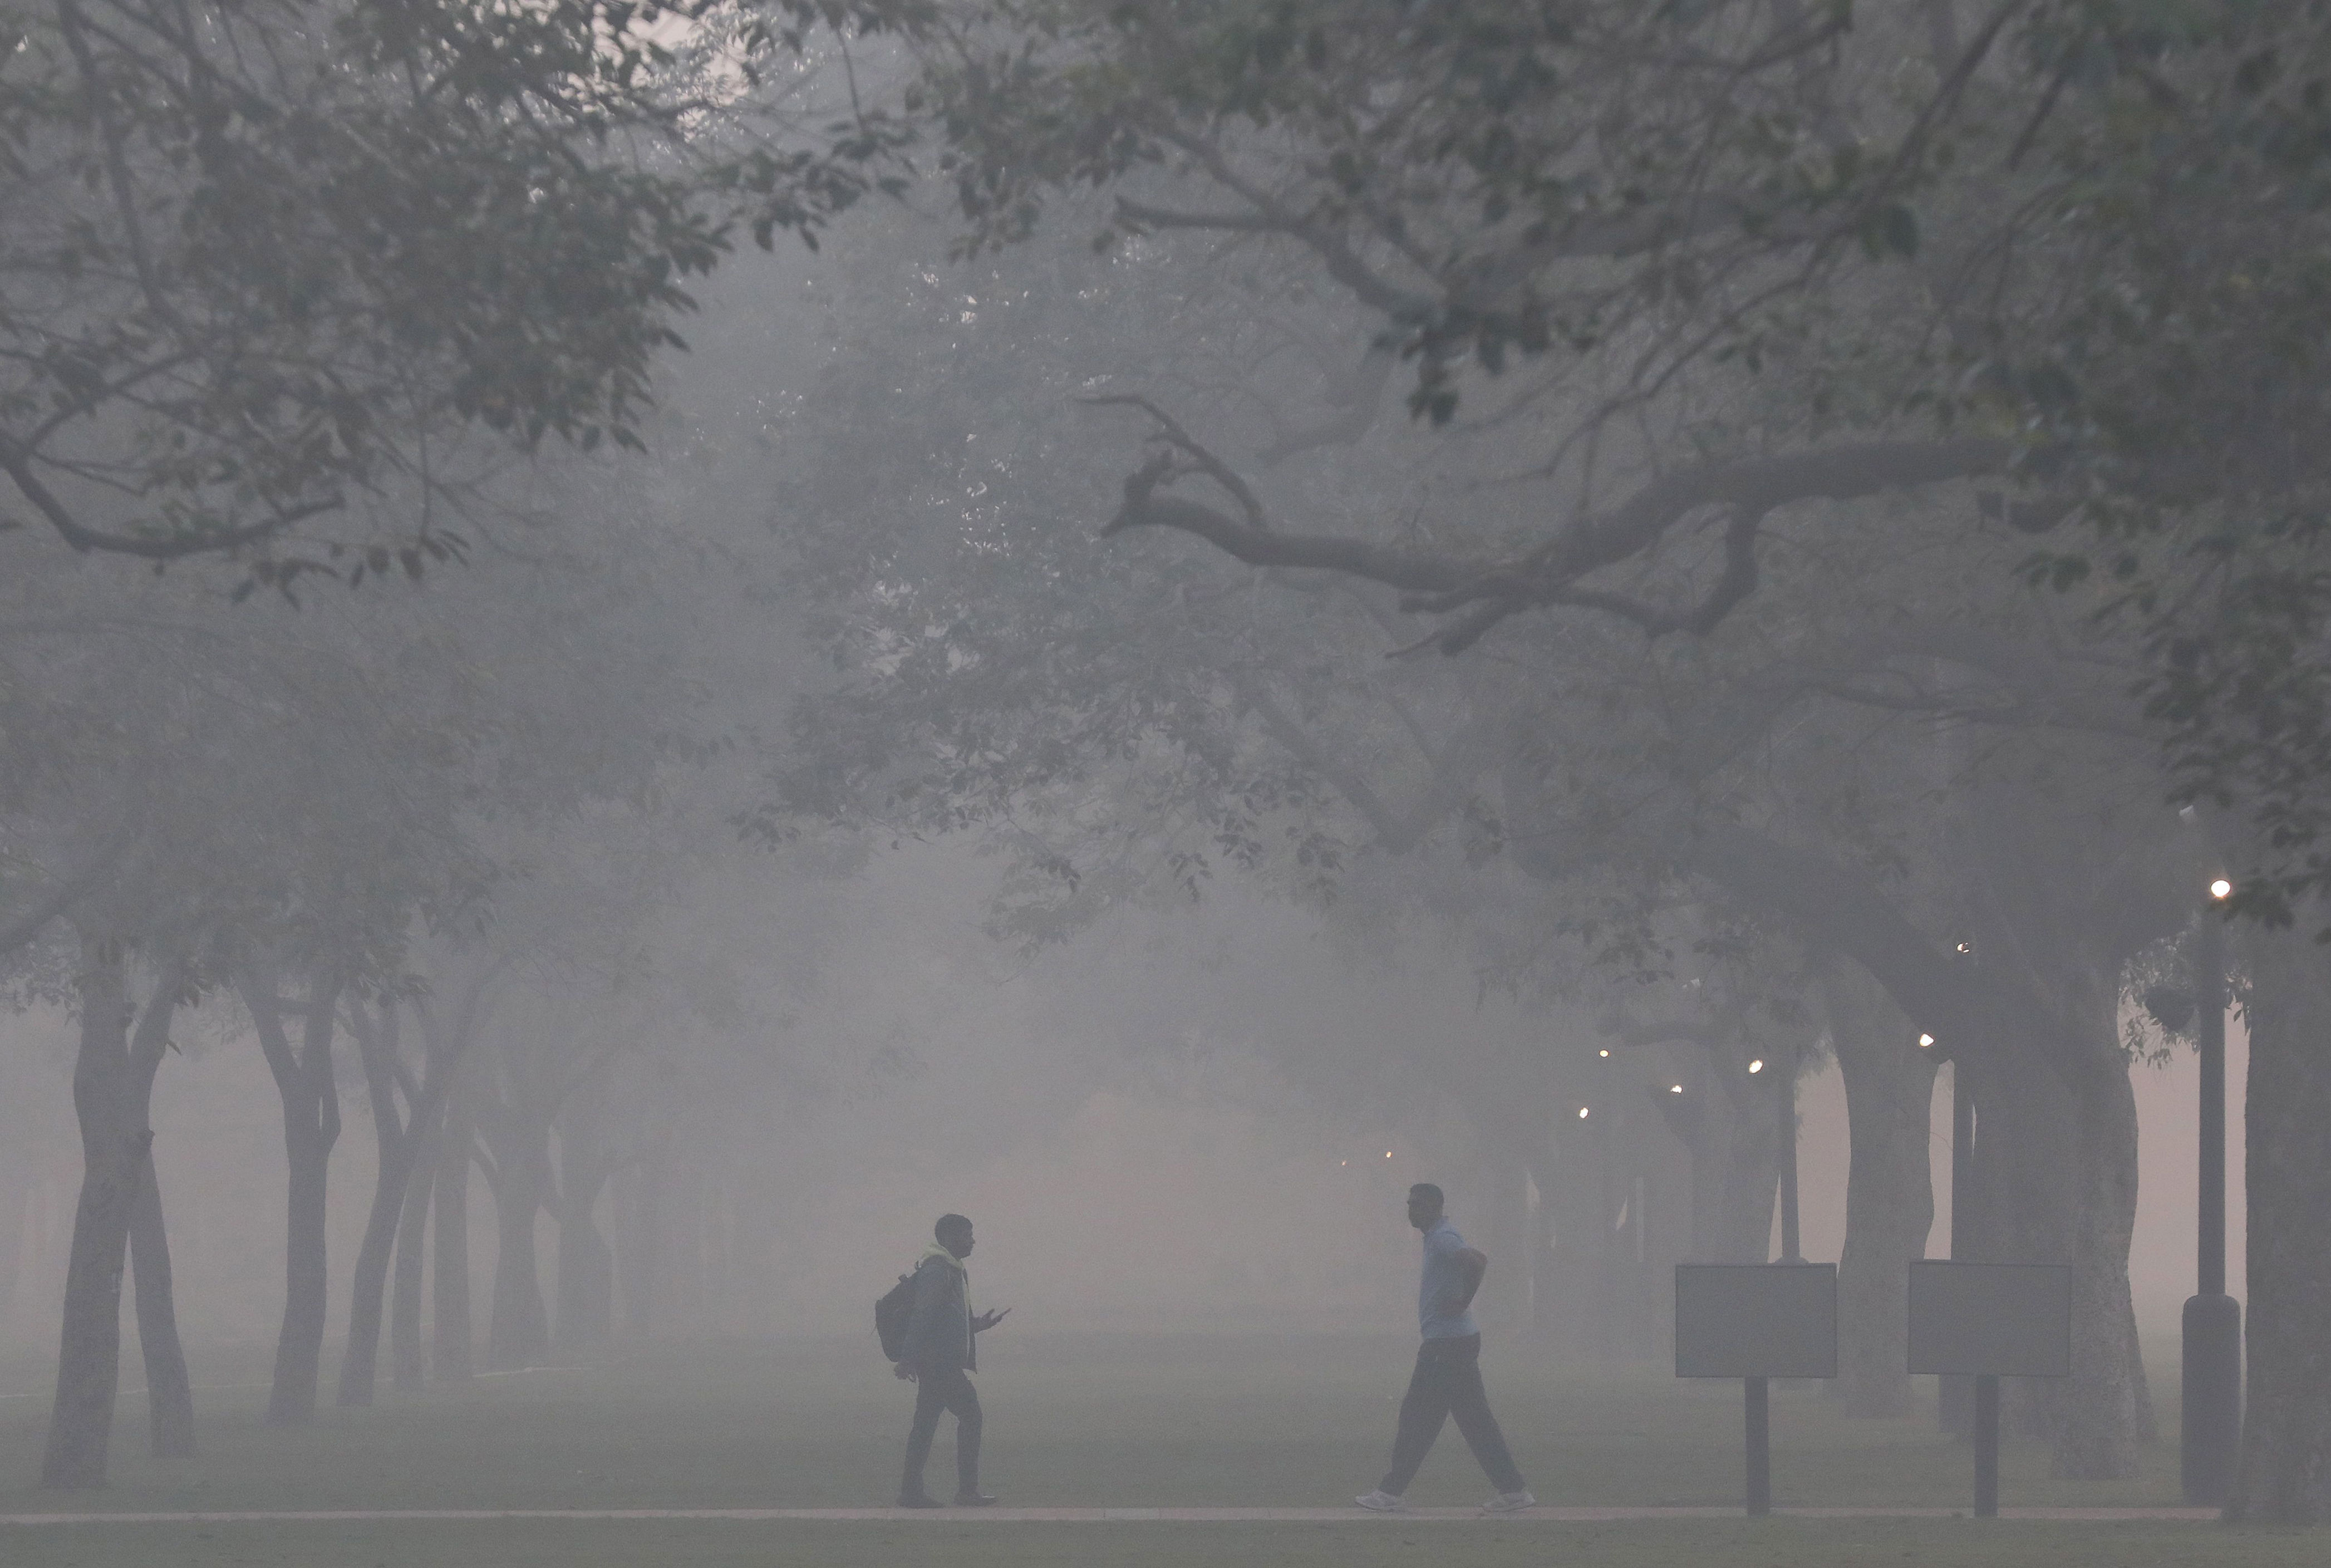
[2182,881,2241,1506]
[1941,1042,1975,1437]
[1776,1039,1803,1265]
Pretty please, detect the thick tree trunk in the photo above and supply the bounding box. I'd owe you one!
[339,1000,444,1408]
[2228,931,2331,1523]
[1822,964,1937,1416]
[270,1118,333,1424]
[1665,1064,1779,1265]
[554,1177,615,1356]
[432,1087,476,1381]
[42,938,188,1488]
[1981,1035,2150,1475]
[41,940,137,1490]
[614,1127,666,1346]
[0,1135,32,1336]
[244,971,343,1427]
[389,1100,442,1392]
[487,1128,549,1370]
[336,1138,414,1406]
[127,1162,195,1457]
[552,1080,622,1358]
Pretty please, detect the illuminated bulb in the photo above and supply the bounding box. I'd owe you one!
[2210,878,2233,900]
[1748,1059,1765,1074]
[1340,1161,1348,1167]
[1670,1084,1684,1094]
[1385,1151,1393,1159]
[1577,1107,1591,1119]
[1955,942,1970,954]
[1598,1048,1610,1058]
[1918,1034,1935,1048]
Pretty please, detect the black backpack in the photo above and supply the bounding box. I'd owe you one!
[876,1268,917,1361]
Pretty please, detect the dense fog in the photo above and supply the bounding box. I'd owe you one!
[4,1,2329,1540]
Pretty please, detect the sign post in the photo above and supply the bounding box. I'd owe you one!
[1675,1264,1837,1516]
[1907,1261,2073,1517]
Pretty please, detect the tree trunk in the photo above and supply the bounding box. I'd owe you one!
[41,938,137,1489]
[244,970,343,1427]
[2227,930,2331,1523]
[127,1162,195,1457]
[487,1132,549,1370]
[336,1144,412,1405]
[1981,1033,2151,1476]
[554,1174,615,1357]
[338,1000,439,1408]
[552,1078,623,1358]
[43,938,189,1487]
[390,1101,441,1392]
[1821,963,1937,1416]
[432,1085,476,1381]
[614,1125,666,1346]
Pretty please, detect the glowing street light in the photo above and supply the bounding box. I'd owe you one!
[1919,1034,1936,1049]
[1577,1107,1591,1120]
[1670,1084,1684,1094]
[1748,1059,1765,1074]
[2209,878,2233,901]
[1598,1048,1611,1058]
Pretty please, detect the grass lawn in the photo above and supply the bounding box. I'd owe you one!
[1,1333,2318,1564]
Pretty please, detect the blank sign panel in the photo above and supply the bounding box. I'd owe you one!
[1907,1261,2073,1377]
[1674,1264,1837,1379]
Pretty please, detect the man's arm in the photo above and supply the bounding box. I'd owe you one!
[1442,1247,1488,1314]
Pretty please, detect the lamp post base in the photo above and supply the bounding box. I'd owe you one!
[2181,1292,2241,1507]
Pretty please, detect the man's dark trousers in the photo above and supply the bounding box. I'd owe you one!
[1379,1333,1525,1496]
[902,1369,982,1499]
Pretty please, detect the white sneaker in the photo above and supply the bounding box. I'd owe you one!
[1354,1488,1408,1512]
[1481,1490,1536,1513]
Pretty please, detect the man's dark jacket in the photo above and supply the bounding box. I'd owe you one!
[901,1255,974,1375]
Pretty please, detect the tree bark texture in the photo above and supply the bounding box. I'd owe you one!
[2228,930,2331,1523]
[1821,963,1937,1417]
[243,970,343,1427]
[127,1162,195,1457]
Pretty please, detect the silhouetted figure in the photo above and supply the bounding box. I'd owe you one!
[1355,1183,1534,1513]
[894,1213,1008,1507]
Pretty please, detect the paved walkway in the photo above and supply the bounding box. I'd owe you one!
[0,1505,2224,1524]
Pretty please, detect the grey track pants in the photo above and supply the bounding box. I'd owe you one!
[1379,1333,1525,1496]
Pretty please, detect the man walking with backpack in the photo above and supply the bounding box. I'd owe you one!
[1355,1183,1535,1514]
[891,1213,1008,1507]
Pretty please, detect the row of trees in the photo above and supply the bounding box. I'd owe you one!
[6,0,2328,1527]
[743,0,2331,1522]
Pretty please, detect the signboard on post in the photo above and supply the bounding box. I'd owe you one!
[1675,1264,1838,1379]
[1675,1264,1837,1516]
[1907,1261,2073,1517]
[1907,1261,2073,1378]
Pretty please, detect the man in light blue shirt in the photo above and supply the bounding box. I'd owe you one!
[1356,1183,1533,1513]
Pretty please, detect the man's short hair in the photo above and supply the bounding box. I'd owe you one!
[935,1213,972,1239]
[1408,1183,1444,1208]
